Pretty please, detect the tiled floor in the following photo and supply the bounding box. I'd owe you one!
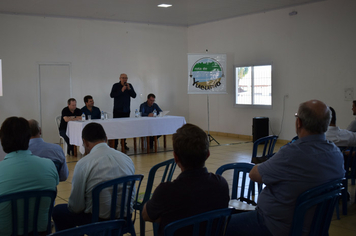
[56,135,356,235]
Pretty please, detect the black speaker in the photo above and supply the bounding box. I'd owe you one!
[253,117,269,142]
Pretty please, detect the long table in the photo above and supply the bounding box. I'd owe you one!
[66,116,186,154]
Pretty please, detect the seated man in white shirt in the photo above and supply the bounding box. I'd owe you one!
[52,122,135,232]
[326,106,356,147]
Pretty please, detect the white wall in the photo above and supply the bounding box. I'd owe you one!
[187,0,356,140]
[0,14,189,126]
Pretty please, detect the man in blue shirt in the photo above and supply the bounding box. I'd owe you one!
[140,93,163,148]
[28,119,69,181]
[225,100,345,236]
[139,93,162,117]
[81,95,101,119]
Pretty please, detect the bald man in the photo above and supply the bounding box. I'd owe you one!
[110,73,137,150]
[226,100,345,236]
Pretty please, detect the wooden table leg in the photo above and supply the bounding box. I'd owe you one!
[121,139,126,153]
[164,135,167,149]
[74,146,77,157]
[147,137,150,154]
[154,136,158,153]
[108,140,115,148]
[134,138,137,153]
[141,137,144,151]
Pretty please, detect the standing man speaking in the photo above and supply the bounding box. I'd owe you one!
[110,73,136,150]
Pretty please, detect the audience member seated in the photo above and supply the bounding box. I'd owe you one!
[28,119,69,181]
[81,95,101,120]
[326,107,356,147]
[142,123,229,236]
[0,117,59,235]
[52,122,135,232]
[139,93,163,149]
[225,100,345,236]
[347,100,356,132]
[59,98,82,155]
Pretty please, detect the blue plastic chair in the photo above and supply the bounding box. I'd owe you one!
[289,178,343,236]
[49,219,126,236]
[251,135,278,164]
[0,189,56,236]
[134,158,176,236]
[164,208,233,236]
[92,174,144,236]
[216,163,263,210]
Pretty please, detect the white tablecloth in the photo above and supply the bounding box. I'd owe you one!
[66,116,187,146]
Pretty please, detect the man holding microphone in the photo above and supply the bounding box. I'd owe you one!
[110,73,136,150]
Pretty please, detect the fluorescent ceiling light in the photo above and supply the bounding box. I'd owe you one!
[158,4,172,8]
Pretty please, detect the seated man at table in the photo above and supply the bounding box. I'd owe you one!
[139,93,163,149]
[142,123,230,236]
[28,119,69,181]
[81,95,101,120]
[52,122,135,232]
[0,117,59,236]
[59,98,82,155]
[225,100,345,236]
[326,107,356,147]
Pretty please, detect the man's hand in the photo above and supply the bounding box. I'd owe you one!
[121,85,127,92]
[148,113,154,117]
[63,116,81,122]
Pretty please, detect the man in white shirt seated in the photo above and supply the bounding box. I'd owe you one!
[52,122,135,232]
[326,106,356,147]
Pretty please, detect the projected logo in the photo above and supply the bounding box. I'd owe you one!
[189,57,224,90]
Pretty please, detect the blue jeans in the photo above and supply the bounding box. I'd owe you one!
[52,204,92,232]
[225,210,273,236]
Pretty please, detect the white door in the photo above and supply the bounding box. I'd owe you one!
[39,63,71,144]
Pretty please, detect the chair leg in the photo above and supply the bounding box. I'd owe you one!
[140,211,146,236]
[342,179,348,215]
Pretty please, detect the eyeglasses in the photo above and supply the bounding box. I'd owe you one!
[121,77,128,79]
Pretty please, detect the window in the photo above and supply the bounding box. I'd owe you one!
[235,64,272,107]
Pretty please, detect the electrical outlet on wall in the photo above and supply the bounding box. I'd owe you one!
[344,88,354,101]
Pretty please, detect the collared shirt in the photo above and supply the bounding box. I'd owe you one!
[139,101,162,116]
[347,118,356,132]
[0,150,59,235]
[257,134,345,236]
[68,143,135,219]
[81,105,101,119]
[325,126,356,147]
[29,138,69,181]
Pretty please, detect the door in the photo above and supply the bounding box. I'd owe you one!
[39,63,71,144]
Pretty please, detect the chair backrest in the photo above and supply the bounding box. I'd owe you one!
[164,208,233,236]
[55,116,61,129]
[0,189,57,236]
[252,135,278,158]
[216,163,262,205]
[141,158,176,205]
[92,174,144,222]
[289,178,343,236]
[49,219,126,236]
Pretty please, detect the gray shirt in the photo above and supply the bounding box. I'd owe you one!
[347,118,356,132]
[257,134,345,236]
[68,143,135,219]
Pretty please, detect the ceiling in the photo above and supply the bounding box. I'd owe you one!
[0,0,324,27]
